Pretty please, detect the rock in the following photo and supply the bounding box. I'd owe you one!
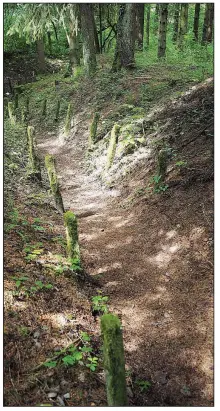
[63,393,70,399]
[57,396,65,406]
[33,331,40,339]
[48,392,57,399]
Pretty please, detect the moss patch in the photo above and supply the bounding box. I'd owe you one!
[63,211,80,261]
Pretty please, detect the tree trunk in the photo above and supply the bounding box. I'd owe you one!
[91,4,100,53]
[178,4,189,47]
[172,4,179,42]
[69,5,81,73]
[193,4,200,41]
[202,3,214,44]
[36,38,46,73]
[136,3,144,50]
[154,3,160,34]
[99,4,102,53]
[47,31,52,55]
[112,4,136,71]
[146,5,151,47]
[79,4,97,76]
[158,4,168,58]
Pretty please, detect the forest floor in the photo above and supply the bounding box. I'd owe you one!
[4,55,214,406]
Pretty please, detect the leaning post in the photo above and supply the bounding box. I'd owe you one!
[63,211,80,262]
[101,313,128,406]
[27,126,41,180]
[45,154,64,214]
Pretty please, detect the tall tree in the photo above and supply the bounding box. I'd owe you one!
[178,4,189,47]
[136,4,144,50]
[112,4,136,71]
[79,4,97,76]
[146,5,151,47]
[193,4,200,41]
[154,3,160,34]
[91,4,100,53]
[202,3,214,44]
[158,4,168,58]
[172,4,179,42]
[36,38,46,72]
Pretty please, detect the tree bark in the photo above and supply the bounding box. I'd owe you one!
[172,3,179,42]
[47,31,52,55]
[135,3,144,50]
[79,4,97,76]
[91,4,100,53]
[158,4,168,58]
[193,4,200,41]
[178,4,189,47]
[146,5,151,47]
[36,38,46,73]
[202,3,214,44]
[69,5,81,73]
[99,4,102,53]
[154,3,160,34]
[112,4,136,71]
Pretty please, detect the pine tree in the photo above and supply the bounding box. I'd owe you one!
[112,4,136,71]
[80,4,97,76]
[158,4,168,58]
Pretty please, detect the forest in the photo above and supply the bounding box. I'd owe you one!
[4,2,214,407]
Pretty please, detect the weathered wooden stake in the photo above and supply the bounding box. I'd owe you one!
[157,148,168,182]
[45,154,64,214]
[8,102,16,125]
[64,103,73,135]
[27,126,41,180]
[89,112,100,145]
[63,211,80,261]
[106,124,120,170]
[101,314,128,406]
[54,99,60,122]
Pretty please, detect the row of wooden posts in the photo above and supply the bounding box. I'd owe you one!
[7,94,122,171]
[7,95,128,405]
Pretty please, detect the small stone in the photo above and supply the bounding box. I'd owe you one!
[127,386,134,398]
[63,393,70,399]
[34,341,41,349]
[57,396,65,407]
[33,331,40,339]
[48,392,57,399]
[78,372,85,382]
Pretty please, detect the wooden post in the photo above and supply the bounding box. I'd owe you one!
[42,98,47,117]
[8,102,15,124]
[63,211,80,261]
[157,148,168,182]
[101,314,128,406]
[54,99,60,122]
[45,154,64,213]
[27,126,41,180]
[89,112,100,145]
[106,124,120,170]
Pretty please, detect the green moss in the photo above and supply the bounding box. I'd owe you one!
[106,124,120,170]
[65,103,73,136]
[89,112,100,145]
[101,314,128,406]
[157,148,168,182]
[27,126,41,180]
[63,211,80,261]
[45,154,64,213]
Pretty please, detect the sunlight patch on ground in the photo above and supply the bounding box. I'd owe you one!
[148,241,181,269]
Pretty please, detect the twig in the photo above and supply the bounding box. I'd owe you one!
[32,338,81,372]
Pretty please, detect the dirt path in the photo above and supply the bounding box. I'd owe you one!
[37,115,213,406]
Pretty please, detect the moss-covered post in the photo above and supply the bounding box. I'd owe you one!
[89,112,100,145]
[64,211,80,261]
[101,314,128,406]
[8,102,15,125]
[42,98,47,117]
[45,154,64,214]
[157,148,168,182]
[54,99,60,122]
[106,124,120,170]
[64,103,73,136]
[27,126,41,180]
